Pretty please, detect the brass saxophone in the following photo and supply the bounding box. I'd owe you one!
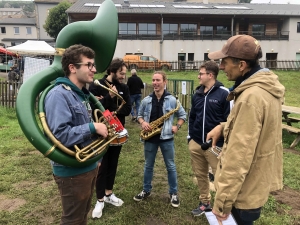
[140,100,181,141]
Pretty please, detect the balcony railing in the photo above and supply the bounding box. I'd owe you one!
[118,31,289,41]
[123,60,300,71]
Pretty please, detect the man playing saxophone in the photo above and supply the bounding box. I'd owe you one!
[44,44,108,225]
[133,71,186,207]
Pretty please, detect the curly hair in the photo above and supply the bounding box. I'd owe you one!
[61,44,95,76]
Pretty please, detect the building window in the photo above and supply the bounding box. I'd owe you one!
[188,53,194,63]
[252,24,265,35]
[297,22,300,33]
[1,27,6,34]
[26,27,32,34]
[180,24,197,35]
[216,26,229,34]
[200,26,213,35]
[14,27,20,34]
[119,23,136,34]
[204,53,209,61]
[138,23,156,35]
[163,23,178,35]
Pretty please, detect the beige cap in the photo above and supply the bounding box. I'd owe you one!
[131,69,137,74]
[208,35,261,60]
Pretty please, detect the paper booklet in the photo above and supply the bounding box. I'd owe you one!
[205,211,237,225]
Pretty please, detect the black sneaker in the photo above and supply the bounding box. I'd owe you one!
[133,190,151,202]
[191,202,211,216]
[209,172,214,182]
[170,194,180,207]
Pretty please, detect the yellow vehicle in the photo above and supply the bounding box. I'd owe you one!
[123,54,172,70]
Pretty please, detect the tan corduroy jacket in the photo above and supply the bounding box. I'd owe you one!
[213,69,285,215]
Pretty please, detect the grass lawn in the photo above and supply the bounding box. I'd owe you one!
[0,70,299,224]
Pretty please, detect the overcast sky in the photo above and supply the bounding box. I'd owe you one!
[251,0,300,4]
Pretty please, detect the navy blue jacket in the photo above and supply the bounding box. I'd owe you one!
[188,81,230,147]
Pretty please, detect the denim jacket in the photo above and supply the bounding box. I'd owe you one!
[137,93,186,140]
[45,84,99,176]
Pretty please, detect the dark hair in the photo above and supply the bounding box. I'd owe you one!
[231,47,263,68]
[61,44,95,76]
[107,58,127,74]
[200,60,219,79]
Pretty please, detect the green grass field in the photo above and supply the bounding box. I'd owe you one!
[0,70,299,224]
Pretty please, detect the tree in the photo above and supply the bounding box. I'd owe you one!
[43,1,71,40]
[239,0,252,2]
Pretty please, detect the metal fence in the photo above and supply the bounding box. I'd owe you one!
[142,79,194,115]
[118,31,289,41]
[128,60,300,71]
[1,60,299,108]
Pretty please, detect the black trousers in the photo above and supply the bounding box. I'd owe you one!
[231,206,262,225]
[95,145,122,199]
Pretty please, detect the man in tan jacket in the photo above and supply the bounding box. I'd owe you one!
[207,35,285,225]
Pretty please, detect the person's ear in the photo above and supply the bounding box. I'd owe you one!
[239,61,247,71]
[69,64,76,74]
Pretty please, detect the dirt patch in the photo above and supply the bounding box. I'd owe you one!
[145,216,167,225]
[0,125,9,130]
[25,194,60,224]
[271,186,300,217]
[39,180,54,189]
[13,180,36,191]
[0,195,26,212]
[284,148,300,155]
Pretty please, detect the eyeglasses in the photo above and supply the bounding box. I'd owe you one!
[198,72,210,76]
[75,62,96,71]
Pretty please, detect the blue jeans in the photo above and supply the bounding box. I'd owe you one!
[130,94,142,117]
[143,140,178,194]
[232,206,262,225]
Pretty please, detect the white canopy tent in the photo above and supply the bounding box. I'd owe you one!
[7,41,55,83]
[7,40,55,55]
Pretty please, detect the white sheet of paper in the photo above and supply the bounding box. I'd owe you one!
[205,211,237,225]
[181,81,186,95]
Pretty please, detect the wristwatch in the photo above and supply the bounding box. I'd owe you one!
[176,124,181,130]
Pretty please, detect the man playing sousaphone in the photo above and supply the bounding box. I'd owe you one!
[133,71,186,207]
[88,58,131,218]
[44,44,108,225]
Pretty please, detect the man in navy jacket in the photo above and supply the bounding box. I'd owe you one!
[188,60,230,216]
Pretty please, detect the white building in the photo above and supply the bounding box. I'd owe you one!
[0,18,37,47]
[66,0,300,61]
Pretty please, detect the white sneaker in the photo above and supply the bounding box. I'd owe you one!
[92,201,104,218]
[104,193,124,206]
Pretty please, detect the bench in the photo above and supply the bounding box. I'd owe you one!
[282,116,300,126]
[282,123,300,148]
[287,117,300,123]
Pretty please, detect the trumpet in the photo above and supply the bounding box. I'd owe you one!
[75,79,128,162]
[201,139,222,157]
[208,146,222,157]
[94,80,126,113]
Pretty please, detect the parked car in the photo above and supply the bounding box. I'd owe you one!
[123,54,172,70]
